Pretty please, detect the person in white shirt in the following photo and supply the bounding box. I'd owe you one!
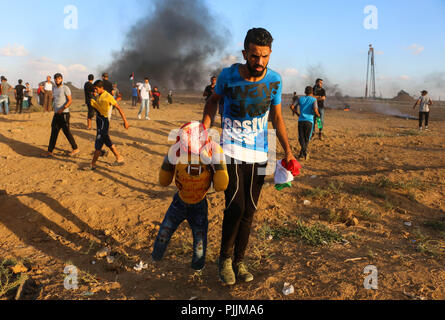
[43,75,54,112]
[413,90,433,131]
[137,77,152,120]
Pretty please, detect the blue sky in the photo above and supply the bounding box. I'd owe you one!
[0,0,444,98]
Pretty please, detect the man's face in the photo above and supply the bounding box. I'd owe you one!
[243,43,271,77]
[95,86,104,94]
[47,76,51,82]
[55,77,63,86]
[144,79,149,84]
[211,77,217,86]
[317,80,323,88]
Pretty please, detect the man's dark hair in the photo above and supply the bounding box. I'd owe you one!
[88,74,94,81]
[316,78,323,84]
[244,28,273,51]
[144,77,149,80]
[305,86,313,95]
[94,80,104,88]
[18,79,23,84]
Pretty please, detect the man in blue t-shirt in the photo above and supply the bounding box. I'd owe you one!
[202,28,295,285]
[291,86,320,160]
[132,84,138,107]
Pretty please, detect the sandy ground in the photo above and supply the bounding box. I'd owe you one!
[0,96,444,300]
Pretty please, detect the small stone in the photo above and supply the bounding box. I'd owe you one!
[404,221,412,227]
[282,283,294,295]
[104,229,112,236]
[303,200,311,206]
[267,235,273,241]
[96,247,111,258]
[106,255,115,264]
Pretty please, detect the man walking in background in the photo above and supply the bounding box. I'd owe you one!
[0,76,11,115]
[132,84,138,106]
[137,77,152,120]
[43,73,79,158]
[291,86,320,160]
[84,74,95,130]
[202,28,295,285]
[25,82,33,109]
[313,78,326,140]
[14,80,26,114]
[413,90,433,131]
[42,75,54,112]
[203,76,217,127]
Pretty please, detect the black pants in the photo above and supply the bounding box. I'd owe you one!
[153,100,160,109]
[86,101,95,120]
[298,121,313,157]
[132,96,138,106]
[220,157,266,263]
[16,97,23,113]
[48,113,78,153]
[27,97,32,107]
[419,112,429,128]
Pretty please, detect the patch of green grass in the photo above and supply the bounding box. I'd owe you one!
[358,131,386,138]
[357,207,380,222]
[0,259,28,299]
[400,129,422,136]
[302,181,344,200]
[259,221,342,247]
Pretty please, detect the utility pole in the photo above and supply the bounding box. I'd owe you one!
[365,44,376,99]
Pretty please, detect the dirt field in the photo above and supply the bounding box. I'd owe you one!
[0,95,444,300]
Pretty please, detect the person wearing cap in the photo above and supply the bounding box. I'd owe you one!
[152,122,229,271]
[42,75,54,112]
[413,90,433,131]
[0,76,12,115]
[43,73,80,157]
[84,74,95,130]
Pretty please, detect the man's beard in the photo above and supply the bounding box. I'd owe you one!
[247,62,267,77]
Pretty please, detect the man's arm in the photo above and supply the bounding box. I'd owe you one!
[202,93,223,128]
[270,104,296,163]
[413,99,420,109]
[114,103,129,129]
[313,100,321,118]
[57,95,72,114]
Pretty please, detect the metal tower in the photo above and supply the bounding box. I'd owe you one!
[365,44,376,99]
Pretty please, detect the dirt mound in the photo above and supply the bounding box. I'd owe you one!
[393,90,414,102]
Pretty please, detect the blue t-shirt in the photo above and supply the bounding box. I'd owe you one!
[215,63,282,163]
[132,87,138,97]
[297,96,317,123]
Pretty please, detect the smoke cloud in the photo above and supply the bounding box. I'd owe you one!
[105,0,230,92]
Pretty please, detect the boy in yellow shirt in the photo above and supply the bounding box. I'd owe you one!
[86,80,129,170]
[152,122,229,270]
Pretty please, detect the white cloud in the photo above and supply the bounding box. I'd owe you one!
[282,68,299,76]
[221,54,238,66]
[406,44,424,55]
[26,57,89,87]
[0,44,28,57]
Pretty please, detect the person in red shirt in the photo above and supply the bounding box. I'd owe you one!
[152,87,161,109]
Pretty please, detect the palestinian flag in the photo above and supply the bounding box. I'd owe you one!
[129,72,134,81]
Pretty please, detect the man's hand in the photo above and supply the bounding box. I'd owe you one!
[285,149,296,164]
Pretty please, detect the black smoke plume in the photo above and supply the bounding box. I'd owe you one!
[105,0,230,93]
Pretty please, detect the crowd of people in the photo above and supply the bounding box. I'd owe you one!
[0,27,436,288]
